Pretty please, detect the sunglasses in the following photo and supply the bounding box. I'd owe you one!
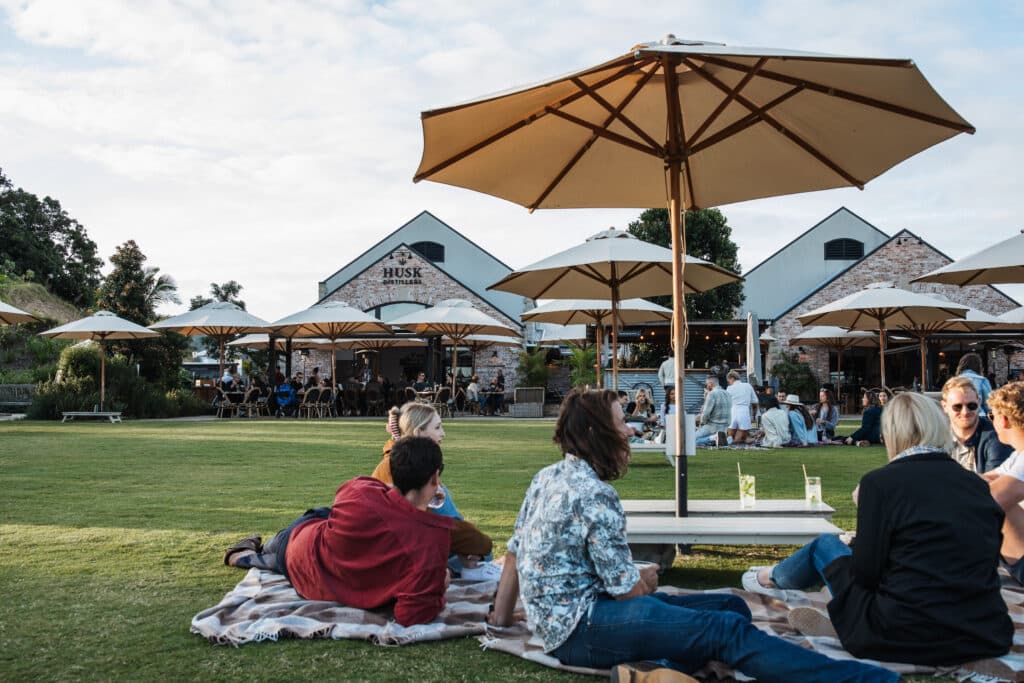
[950,402,979,413]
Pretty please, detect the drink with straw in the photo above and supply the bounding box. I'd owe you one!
[803,464,822,507]
[738,463,756,508]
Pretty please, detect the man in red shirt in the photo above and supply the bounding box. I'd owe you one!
[224,436,454,625]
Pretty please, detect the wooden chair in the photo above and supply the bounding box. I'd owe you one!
[215,388,239,418]
[317,388,336,418]
[431,386,452,418]
[364,382,385,416]
[240,388,262,418]
[342,382,362,416]
[298,388,320,418]
[403,386,418,405]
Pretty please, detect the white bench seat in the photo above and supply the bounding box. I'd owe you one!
[623,498,834,520]
[61,411,122,424]
[626,515,843,546]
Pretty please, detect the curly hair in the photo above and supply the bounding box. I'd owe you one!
[553,387,629,481]
[988,382,1024,431]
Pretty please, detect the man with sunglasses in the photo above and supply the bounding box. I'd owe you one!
[942,376,1012,473]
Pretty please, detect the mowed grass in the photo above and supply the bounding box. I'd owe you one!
[0,417,897,682]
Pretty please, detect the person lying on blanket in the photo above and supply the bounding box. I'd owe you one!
[487,387,896,683]
[223,436,454,626]
[744,391,1012,667]
[372,403,500,582]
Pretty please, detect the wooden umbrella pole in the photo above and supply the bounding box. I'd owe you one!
[610,267,620,391]
[100,339,106,411]
[331,339,337,391]
[919,335,928,392]
[218,337,225,380]
[669,163,687,517]
[595,323,604,388]
[879,323,888,390]
[452,339,459,397]
[836,343,843,403]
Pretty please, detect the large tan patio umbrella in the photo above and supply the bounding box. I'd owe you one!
[302,336,428,376]
[226,334,331,351]
[913,232,1024,286]
[0,299,39,325]
[39,311,159,410]
[414,35,973,515]
[536,323,589,346]
[797,284,968,388]
[490,228,739,388]
[269,301,392,388]
[792,326,878,400]
[150,301,270,378]
[388,299,518,395]
[520,296,673,387]
[984,307,1024,330]
[895,306,1001,390]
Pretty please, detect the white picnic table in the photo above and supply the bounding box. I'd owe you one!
[626,515,843,546]
[61,411,122,424]
[623,498,834,520]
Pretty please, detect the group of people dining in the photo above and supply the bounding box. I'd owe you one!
[223,375,1024,681]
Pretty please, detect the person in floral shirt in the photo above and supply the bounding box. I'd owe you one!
[487,387,894,683]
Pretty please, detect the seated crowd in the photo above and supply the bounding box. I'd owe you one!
[222,377,1024,682]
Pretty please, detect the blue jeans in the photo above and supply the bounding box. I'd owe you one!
[551,592,894,682]
[771,533,852,593]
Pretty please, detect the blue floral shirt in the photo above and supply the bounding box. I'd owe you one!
[507,454,639,652]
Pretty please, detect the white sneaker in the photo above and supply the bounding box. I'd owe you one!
[460,561,502,582]
[741,566,798,601]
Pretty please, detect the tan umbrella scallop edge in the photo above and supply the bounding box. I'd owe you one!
[0,299,39,325]
[912,232,1024,287]
[150,301,270,377]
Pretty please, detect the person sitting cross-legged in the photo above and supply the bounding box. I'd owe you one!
[982,382,1024,586]
[844,391,882,446]
[694,375,731,447]
[223,436,454,626]
[744,392,1012,667]
[759,395,791,448]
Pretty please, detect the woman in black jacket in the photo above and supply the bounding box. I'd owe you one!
[844,391,882,445]
[743,392,1012,666]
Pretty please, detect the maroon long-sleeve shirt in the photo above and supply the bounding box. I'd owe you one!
[286,476,454,626]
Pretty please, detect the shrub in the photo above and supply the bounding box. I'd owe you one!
[27,377,100,419]
[516,347,551,388]
[563,345,597,387]
[770,352,819,402]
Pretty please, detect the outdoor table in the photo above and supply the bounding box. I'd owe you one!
[482,391,504,415]
[622,498,834,520]
[416,390,435,404]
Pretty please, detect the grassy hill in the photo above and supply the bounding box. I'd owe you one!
[0,276,81,383]
[0,278,81,325]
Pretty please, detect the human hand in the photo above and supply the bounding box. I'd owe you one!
[851,484,860,506]
[444,568,452,591]
[639,564,659,593]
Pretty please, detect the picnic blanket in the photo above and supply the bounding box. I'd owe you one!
[190,568,493,647]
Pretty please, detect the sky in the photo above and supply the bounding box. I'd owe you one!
[1,0,1022,321]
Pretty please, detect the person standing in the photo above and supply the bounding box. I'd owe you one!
[657,349,675,390]
[725,370,759,444]
[942,376,1012,473]
[958,352,994,416]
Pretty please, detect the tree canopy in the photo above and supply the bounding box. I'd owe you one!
[627,207,744,320]
[0,168,103,308]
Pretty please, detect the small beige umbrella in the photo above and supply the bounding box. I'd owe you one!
[150,301,270,377]
[895,306,1001,390]
[39,311,159,410]
[520,296,672,387]
[388,299,519,395]
[490,228,739,388]
[797,283,968,388]
[269,301,392,387]
[0,299,39,325]
[792,326,878,399]
[913,232,1024,286]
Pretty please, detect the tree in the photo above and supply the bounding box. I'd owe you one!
[189,280,247,362]
[562,345,597,387]
[627,207,744,320]
[0,168,103,308]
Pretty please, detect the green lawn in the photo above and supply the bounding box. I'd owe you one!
[0,417,893,682]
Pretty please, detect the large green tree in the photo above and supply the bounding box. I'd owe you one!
[627,207,744,320]
[0,168,103,308]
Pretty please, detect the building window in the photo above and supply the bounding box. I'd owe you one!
[410,241,445,263]
[823,238,864,260]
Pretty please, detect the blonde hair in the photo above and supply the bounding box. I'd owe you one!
[988,382,1024,430]
[942,375,978,400]
[881,392,953,459]
[396,402,438,437]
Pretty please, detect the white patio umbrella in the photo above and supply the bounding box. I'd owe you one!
[745,312,762,387]
[388,299,519,394]
[490,228,739,388]
[39,311,159,409]
[895,306,1001,390]
[792,326,878,399]
[226,334,331,351]
[520,296,673,388]
[912,232,1024,287]
[414,35,973,515]
[982,306,1024,331]
[797,284,968,388]
[534,322,589,346]
[269,301,392,387]
[0,299,39,325]
[150,301,270,377]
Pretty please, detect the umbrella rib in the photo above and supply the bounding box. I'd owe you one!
[689,86,804,155]
[529,65,660,211]
[686,57,767,149]
[544,107,662,158]
[569,76,664,153]
[697,55,976,134]
[414,61,651,182]
[528,268,579,300]
[682,57,865,188]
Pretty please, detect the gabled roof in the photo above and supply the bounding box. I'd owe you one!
[318,211,526,322]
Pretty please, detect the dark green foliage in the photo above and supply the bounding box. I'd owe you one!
[563,344,597,386]
[517,347,551,387]
[0,168,103,308]
[627,207,744,319]
[771,351,819,401]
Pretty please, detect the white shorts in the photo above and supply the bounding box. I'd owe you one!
[729,406,752,431]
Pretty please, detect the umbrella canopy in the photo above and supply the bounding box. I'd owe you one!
[521,296,672,388]
[492,228,739,387]
[985,306,1024,330]
[797,283,968,387]
[269,301,392,385]
[793,326,878,398]
[388,299,519,393]
[745,313,762,387]
[39,311,160,409]
[226,334,330,350]
[895,306,1001,390]
[415,35,973,515]
[534,323,589,346]
[0,299,39,325]
[912,232,1024,287]
[150,301,270,376]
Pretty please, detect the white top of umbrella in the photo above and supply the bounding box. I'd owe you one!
[269,301,391,339]
[912,232,1024,287]
[225,334,333,350]
[489,228,740,299]
[534,323,588,345]
[796,283,969,330]
[150,301,270,337]
[0,299,39,325]
[792,326,878,347]
[39,310,160,340]
[388,298,519,338]
[984,306,1024,330]
[521,297,672,326]
[443,334,523,348]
